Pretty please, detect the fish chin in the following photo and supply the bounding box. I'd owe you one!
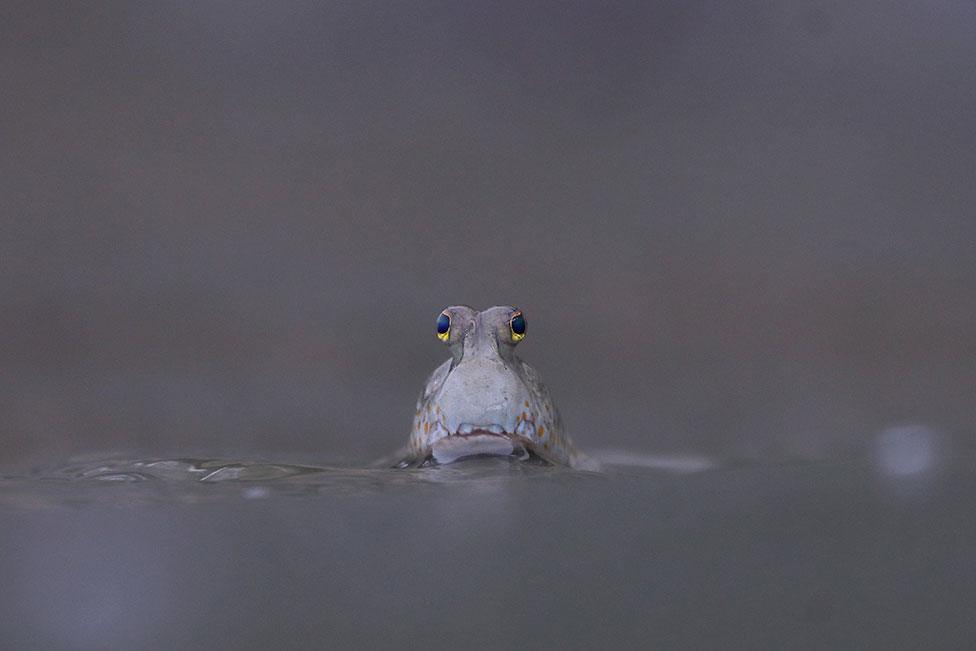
[431,432,515,464]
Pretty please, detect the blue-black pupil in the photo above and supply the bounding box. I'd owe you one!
[511,314,526,335]
[436,313,450,335]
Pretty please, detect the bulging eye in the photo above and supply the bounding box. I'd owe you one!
[509,309,526,342]
[436,311,451,341]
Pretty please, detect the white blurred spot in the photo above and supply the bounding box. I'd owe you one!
[874,425,941,477]
[241,486,270,499]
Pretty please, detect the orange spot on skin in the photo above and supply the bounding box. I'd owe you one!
[536,425,544,437]
[524,400,529,408]
[424,422,430,434]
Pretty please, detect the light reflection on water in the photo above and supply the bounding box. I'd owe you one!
[1,456,607,509]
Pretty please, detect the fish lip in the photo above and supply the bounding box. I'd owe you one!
[453,424,511,438]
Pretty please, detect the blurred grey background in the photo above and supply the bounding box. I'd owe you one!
[2,0,975,472]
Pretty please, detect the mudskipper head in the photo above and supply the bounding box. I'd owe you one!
[429,305,532,438]
[405,304,582,467]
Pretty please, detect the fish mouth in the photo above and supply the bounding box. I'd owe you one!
[452,423,511,438]
[432,425,521,465]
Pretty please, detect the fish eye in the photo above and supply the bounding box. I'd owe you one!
[509,309,526,342]
[436,311,451,341]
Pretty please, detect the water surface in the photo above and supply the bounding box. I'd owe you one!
[2,455,974,649]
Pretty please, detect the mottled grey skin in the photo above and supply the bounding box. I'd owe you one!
[396,305,595,469]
